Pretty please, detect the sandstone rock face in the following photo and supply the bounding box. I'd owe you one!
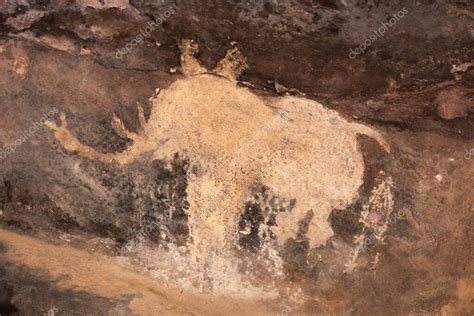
[46,41,392,297]
[5,10,46,31]
[436,87,473,120]
[0,0,473,315]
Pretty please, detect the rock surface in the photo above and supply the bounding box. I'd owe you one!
[0,0,473,315]
[436,87,473,119]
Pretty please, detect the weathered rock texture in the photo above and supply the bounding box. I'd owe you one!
[0,0,473,315]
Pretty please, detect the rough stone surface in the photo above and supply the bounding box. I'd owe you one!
[436,87,473,120]
[0,0,473,315]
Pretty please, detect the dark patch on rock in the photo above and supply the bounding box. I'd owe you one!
[279,210,313,280]
[238,201,264,251]
[0,280,18,315]
[329,207,362,243]
[238,185,296,252]
[329,133,392,242]
[1,133,190,249]
[68,152,190,247]
[0,260,129,315]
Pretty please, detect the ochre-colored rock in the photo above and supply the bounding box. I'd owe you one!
[436,87,473,120]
